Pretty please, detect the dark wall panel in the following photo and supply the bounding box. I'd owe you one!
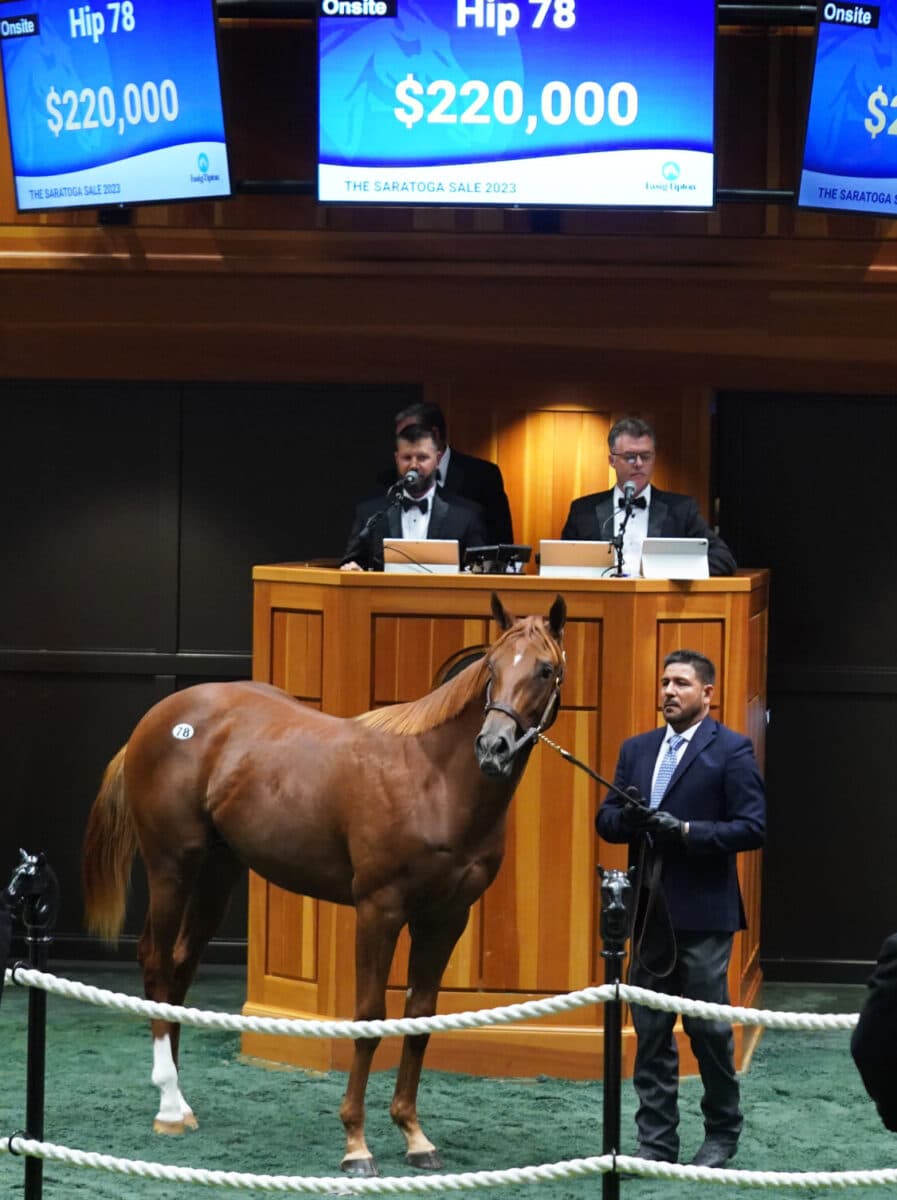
[3,672,161,950]
[178,383,418,653]
[718,391,897,980]
[2,380,421,962]
[0,382,179,651]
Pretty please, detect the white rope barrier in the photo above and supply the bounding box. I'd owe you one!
[2,967,861,1035]
[4,1137,897,1192]
[1,966,875,1193]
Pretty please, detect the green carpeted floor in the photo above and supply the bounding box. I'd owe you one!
[2,964,895,1199]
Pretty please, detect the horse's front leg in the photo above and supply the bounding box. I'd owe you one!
[391,909,470,1169]
[340,892,404,1177]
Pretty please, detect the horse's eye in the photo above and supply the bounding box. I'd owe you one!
[537,662,554,680]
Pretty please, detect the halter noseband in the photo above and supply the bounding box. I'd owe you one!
[482,667,564,757]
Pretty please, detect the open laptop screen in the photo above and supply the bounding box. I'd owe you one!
[382,539,459,574]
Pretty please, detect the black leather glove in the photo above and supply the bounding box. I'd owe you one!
[646,810,687,846]
[619,786,652,834]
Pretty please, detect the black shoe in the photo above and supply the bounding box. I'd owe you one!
[635,1145,677,1163]
[690,1139,737,1168]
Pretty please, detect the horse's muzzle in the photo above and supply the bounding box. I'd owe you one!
[475,720,516,777]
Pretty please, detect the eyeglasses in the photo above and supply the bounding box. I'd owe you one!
[610,451,655,465]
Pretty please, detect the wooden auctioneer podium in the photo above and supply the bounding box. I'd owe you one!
[242,566,769,1080]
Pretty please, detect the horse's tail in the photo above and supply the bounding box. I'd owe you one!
[82,745,137,944]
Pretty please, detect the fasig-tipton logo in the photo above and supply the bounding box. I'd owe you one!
[0,13,40,38]
[190,152,221,185]
[319,0,397,16]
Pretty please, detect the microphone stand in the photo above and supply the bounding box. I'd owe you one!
[352,484,404,571]
[612,504,633,578]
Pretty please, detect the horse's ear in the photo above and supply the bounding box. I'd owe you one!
[491,593,514,632]
[548,594,566,641]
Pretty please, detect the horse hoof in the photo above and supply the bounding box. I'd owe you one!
[406,1150,444,1170]
[153,1118,187,1136]
[340,1156,380,1177]
[153,1111,198,1135]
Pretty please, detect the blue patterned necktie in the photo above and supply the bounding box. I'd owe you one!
[650,734,685,810]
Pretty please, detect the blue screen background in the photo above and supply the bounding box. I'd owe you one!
[319,0,715,167]
[0,0,228,174]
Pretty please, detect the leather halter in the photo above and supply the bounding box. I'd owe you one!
[482,666,564,757]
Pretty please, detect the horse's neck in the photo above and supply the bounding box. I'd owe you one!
[420,702,529,817]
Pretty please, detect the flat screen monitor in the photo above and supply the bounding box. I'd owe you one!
[798,1,897,217]
[318,0,717,209]
[0,0,231,212]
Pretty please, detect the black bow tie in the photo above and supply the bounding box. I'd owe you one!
[618,495,647,510]
[402,496,428,514]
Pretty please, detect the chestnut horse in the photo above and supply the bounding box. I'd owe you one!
[82,593,566,1175]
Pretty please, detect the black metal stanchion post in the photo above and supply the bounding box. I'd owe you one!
[4,851,60,1200]
[597,866,634,1200]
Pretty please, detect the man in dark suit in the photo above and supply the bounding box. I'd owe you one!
[561,416,736,576]
[342,424,487,571]
[597,650,765,1168]
[378,401,514,545]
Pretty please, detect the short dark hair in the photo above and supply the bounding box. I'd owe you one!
[608,417,655,451]
[663,649,715,686]
[395,423,438,449]
[395,401,447,441]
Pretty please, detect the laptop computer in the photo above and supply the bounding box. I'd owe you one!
[640,537,709,580]
[539,540,616,578]
[382,538,460,574]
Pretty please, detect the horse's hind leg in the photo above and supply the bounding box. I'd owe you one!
[340,894,405,1176]
[391,909,470,1169]
[140,845,241,1134]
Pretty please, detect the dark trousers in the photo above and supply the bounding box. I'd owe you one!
[629,930,742,1160]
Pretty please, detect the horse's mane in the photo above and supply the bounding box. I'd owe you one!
[355,617,559,737]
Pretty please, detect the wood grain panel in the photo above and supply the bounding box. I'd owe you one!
[372,616,488,704]
[481,707,600,993]
[270,610,323,699]
[266,885,317,982]
[554,616,601,711]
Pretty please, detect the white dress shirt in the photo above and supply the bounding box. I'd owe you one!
[613,483,652,577]
[400,484,436,539]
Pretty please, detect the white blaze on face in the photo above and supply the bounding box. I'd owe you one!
[151,1034,192,1124]
[512,652,523,667]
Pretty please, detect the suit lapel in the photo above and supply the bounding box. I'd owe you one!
[638,729,667,799]
[386,505,402,539]
[428,491,450,537]
[595,492,615,540]
[663,718,717,800]
[648,488,668,537]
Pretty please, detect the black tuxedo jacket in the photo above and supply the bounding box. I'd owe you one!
[561,486,736,576]
[597,719,765,932]
[341,488,488,571]
[378,449,513,545]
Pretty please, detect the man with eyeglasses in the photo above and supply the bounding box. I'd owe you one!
[561,417,736,577]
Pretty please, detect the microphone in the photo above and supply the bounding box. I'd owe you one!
[623,480,636,516]
[389,468,421,496]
